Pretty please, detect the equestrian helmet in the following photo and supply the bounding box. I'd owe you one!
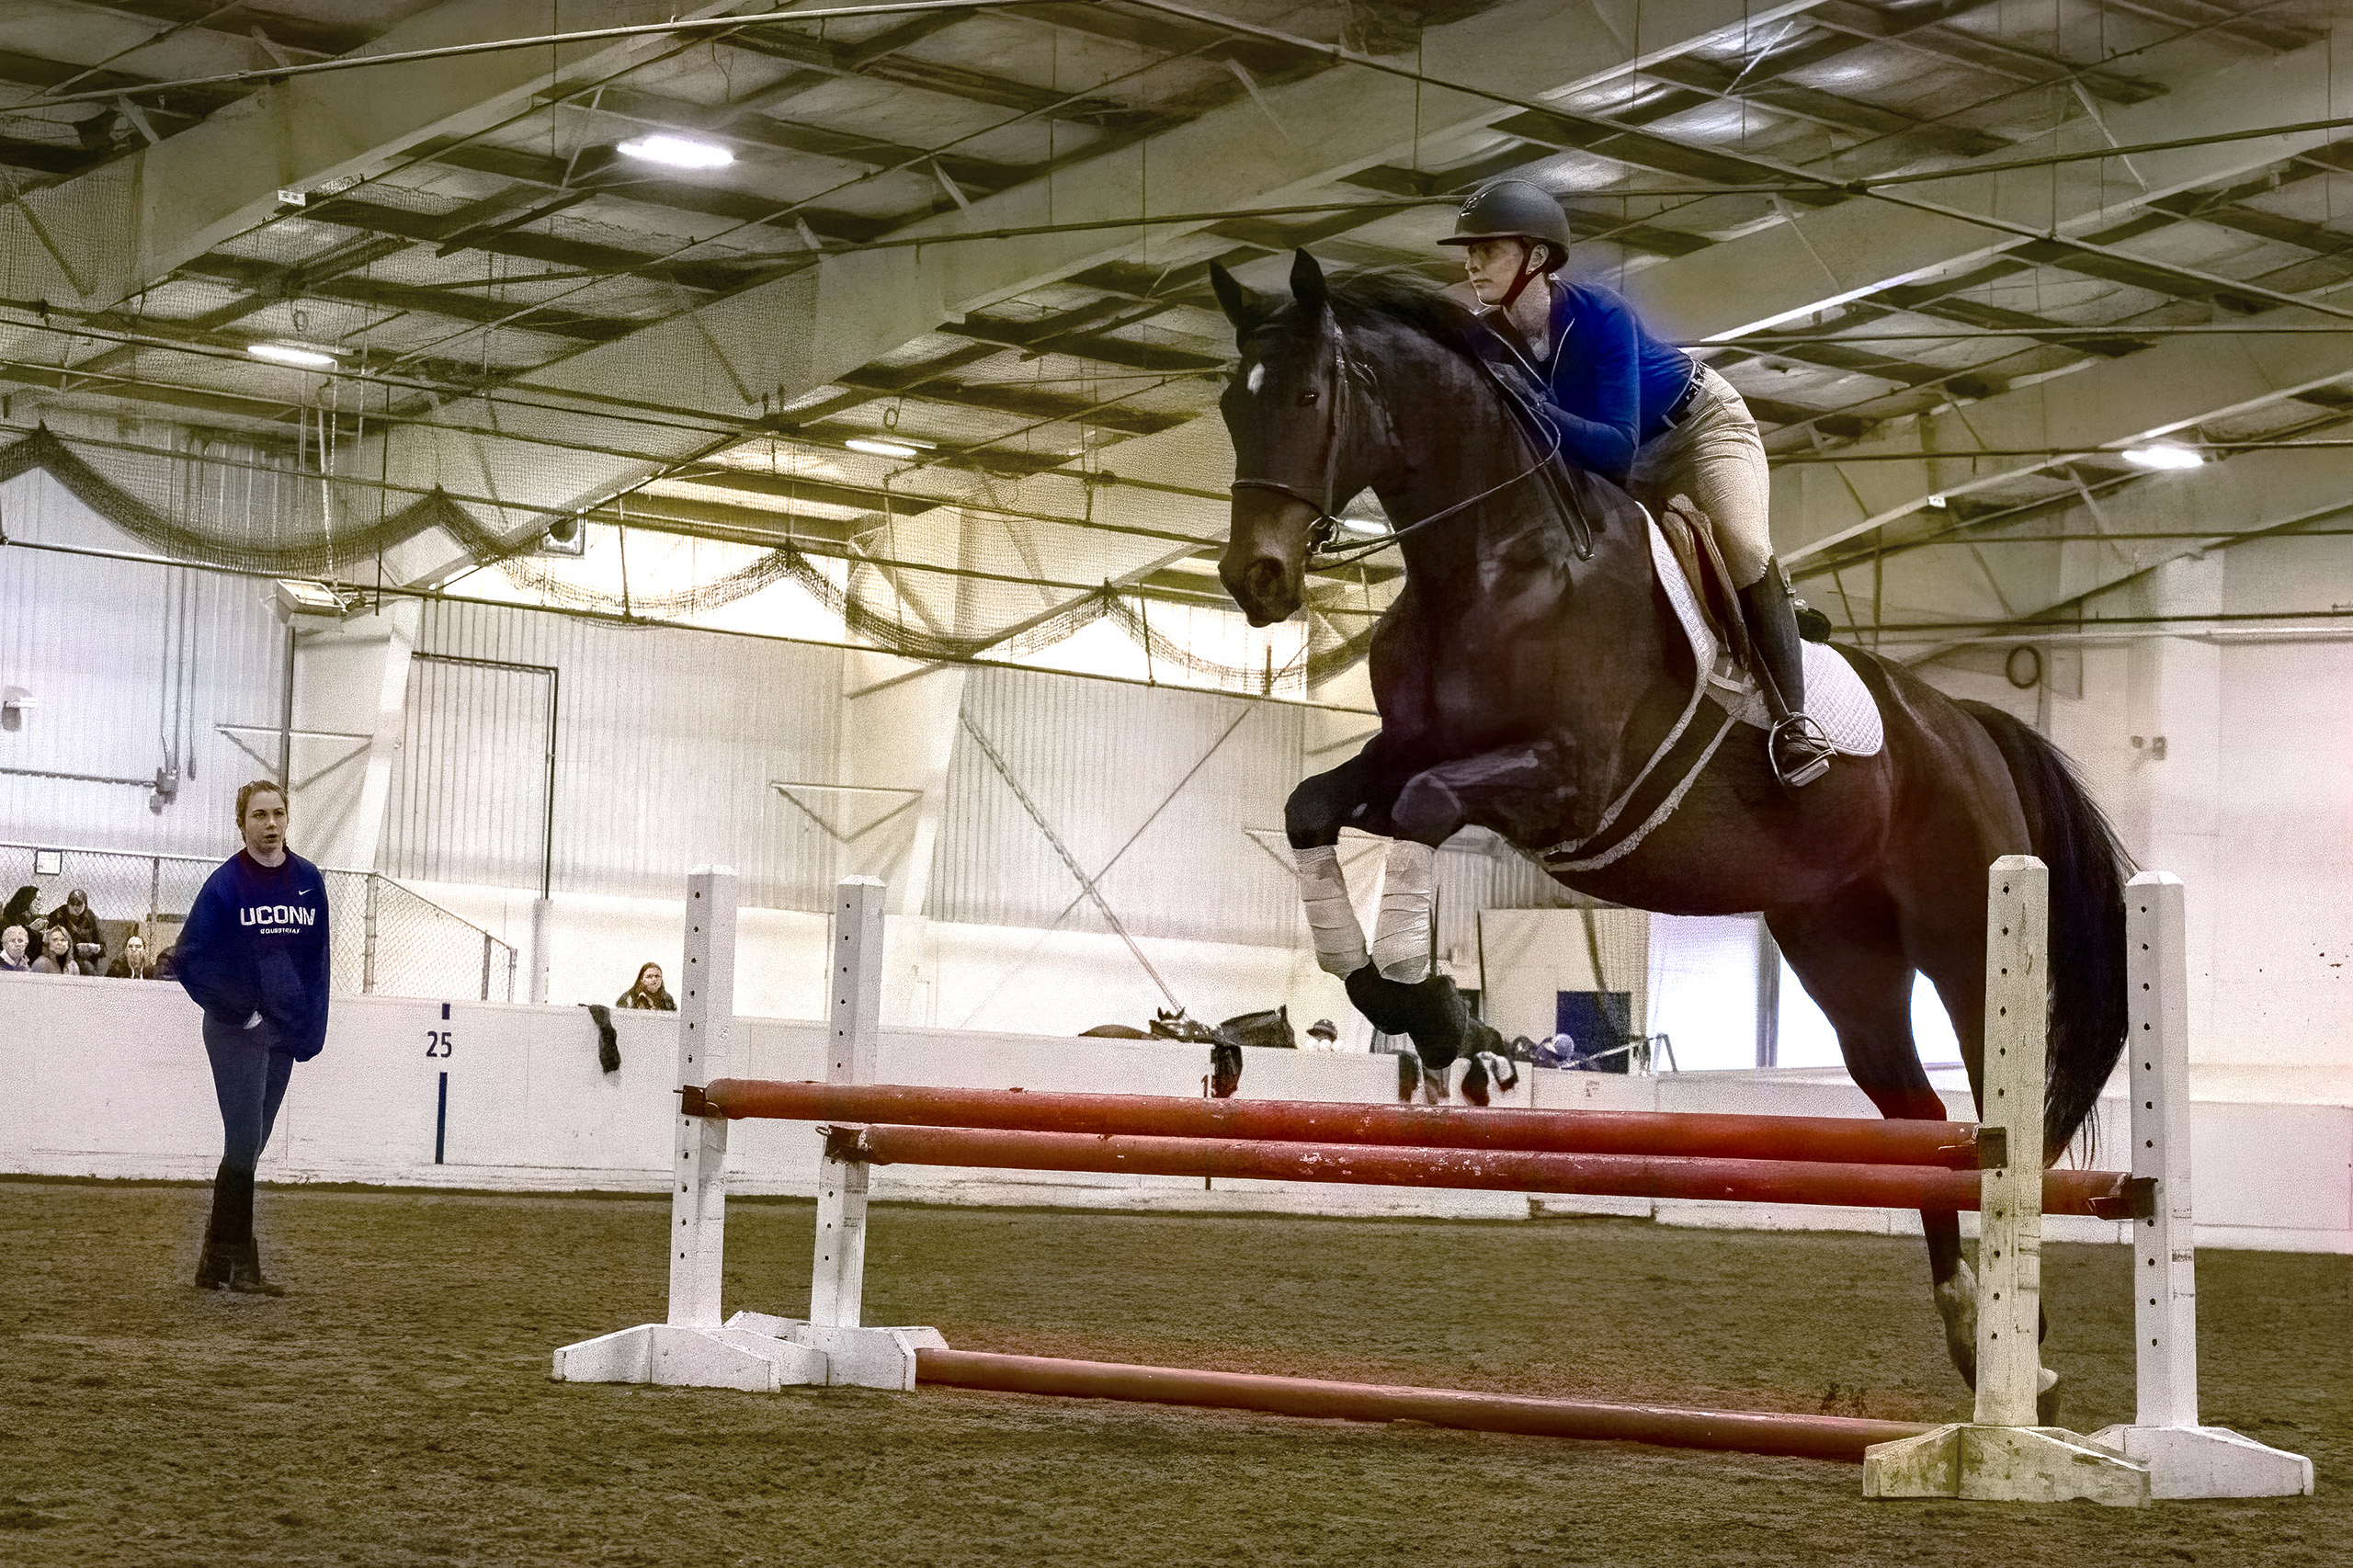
[1437,179,1573,269]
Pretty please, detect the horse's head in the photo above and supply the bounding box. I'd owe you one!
[1210,250,1390,627]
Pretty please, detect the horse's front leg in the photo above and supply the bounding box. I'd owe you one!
[1285,749,1495,1099]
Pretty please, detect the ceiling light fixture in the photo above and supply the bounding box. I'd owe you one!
[617,134,734,169]
[2120,443,2204,471]
[1925,494,1949,509]
[837,433,926,459]
[246,343,336,368]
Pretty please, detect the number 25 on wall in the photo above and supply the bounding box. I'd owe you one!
[425,1030,454,1058]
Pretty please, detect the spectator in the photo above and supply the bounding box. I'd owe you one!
[1,886,36,937]
[1,924,28,972]
[108,933,158,980]
[176,779,331,1296]
[30,924,85,974]
[153,943,177,982]
[45,888,105,970]
[616,961,676,1010]
[1302,1017,1341,1051]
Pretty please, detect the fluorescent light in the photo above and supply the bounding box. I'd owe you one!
[617,135,734,169]
[247,343,336,368]
[845,437,936,459]
[2120,443,2203,471]
[1925,494,1949,509]
[1336,517,1389,537]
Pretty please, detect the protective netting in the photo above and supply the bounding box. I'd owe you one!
[0,842,515,1002]
[1,426,1380,691]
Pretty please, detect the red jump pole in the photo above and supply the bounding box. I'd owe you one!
[826,1124,2143,1218]
[698,1078,1984,1168]
[915,1349,1933,1463]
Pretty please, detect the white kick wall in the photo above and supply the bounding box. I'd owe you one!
[4,970,2344,1253]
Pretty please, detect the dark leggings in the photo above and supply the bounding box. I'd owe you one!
[201,1013,294,1173]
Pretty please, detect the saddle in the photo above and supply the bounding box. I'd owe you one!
[1649,494,1750,676]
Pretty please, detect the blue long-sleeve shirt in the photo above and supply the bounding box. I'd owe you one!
[1518,282,1696,483]
[176,849,332,1060]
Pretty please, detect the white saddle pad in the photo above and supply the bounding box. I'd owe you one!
[1647,519,1883,758]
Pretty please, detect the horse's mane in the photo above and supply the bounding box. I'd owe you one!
[1323,268,1483,361]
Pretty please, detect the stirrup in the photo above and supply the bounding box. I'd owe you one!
[1768,714,1834,789]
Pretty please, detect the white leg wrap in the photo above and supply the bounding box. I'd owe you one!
[1293,844,1370,978]
[1371,840,1437,983]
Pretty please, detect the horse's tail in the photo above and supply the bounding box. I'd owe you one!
[1956,700,2135,1159]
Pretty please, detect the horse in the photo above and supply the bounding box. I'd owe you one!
[1213,1005,1297,1051]
[1209,252,2130,1415]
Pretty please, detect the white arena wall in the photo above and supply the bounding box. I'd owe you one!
[3,971,2346,1254]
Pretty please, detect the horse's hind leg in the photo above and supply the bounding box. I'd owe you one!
[1768,891,1980,1392]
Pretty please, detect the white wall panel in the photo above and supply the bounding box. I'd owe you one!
[401,598,845,910]
[0,472,284,859]
[931,667,1304,947]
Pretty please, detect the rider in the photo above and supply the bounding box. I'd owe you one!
[1438,178,1835,789]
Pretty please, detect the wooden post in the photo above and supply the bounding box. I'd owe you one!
[667,866,736,1330]
[2129,871,2198,1429]
[1973,855,2045,1428]
[1862,856,2150,1505]
[2086,874,2313,1497]
[811,875,885,1329]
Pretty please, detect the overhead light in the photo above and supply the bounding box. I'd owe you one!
[617,135,734,170]
[845,437,931,459]
[1925,494,1949,510]
[247,343,336,369]
[2120,443,2203,471]
[272,579,349,619]
[1335,517,1389,537]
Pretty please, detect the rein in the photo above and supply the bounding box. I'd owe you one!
[1228,311,1588,569]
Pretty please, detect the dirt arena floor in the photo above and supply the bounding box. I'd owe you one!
[1,1179,2342,1567]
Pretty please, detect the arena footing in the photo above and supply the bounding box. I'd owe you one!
[913,1348,1933,1463]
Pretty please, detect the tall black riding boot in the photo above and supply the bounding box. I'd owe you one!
[213,1166,285,1297]
[1737,562,1836,790]
[194,1162,235,1289]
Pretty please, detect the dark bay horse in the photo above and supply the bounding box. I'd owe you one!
[1210,252,2130,1411]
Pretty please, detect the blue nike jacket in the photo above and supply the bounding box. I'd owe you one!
[1523,281,1697,483]
[176,849,332,1060]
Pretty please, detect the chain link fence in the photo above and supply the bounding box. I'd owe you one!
[0,842,515,1002]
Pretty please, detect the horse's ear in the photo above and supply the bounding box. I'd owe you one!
[1208,260,1270,332]
[1290,249,1328,310]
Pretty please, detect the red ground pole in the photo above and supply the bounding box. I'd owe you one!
[826,1123,2138,1216]
[696,1078,1984,1167]
[915,1349,1933,1462]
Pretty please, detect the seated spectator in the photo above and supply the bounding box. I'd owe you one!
[46,888,105,969]
[153,943,178,981]
[1302,1017,1342,1051]
[1,924,28,972]
[30,924,87,975]
[1,886,36,937]
[108,933,158,979]
[616,961,676,1011]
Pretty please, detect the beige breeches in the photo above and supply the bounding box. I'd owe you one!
[1624,364,1774,588]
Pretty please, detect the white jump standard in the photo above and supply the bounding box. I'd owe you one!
[549,870,943,1392]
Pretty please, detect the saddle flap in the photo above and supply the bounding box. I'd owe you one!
[1652,495,1741,665]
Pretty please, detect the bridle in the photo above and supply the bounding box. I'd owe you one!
[1228,309,1584,571]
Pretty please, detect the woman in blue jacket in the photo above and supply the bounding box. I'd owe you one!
[1439,180,1836,789]
[174,779,331,1294]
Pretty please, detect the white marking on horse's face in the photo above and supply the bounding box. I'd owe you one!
[1245,361,1266,395]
